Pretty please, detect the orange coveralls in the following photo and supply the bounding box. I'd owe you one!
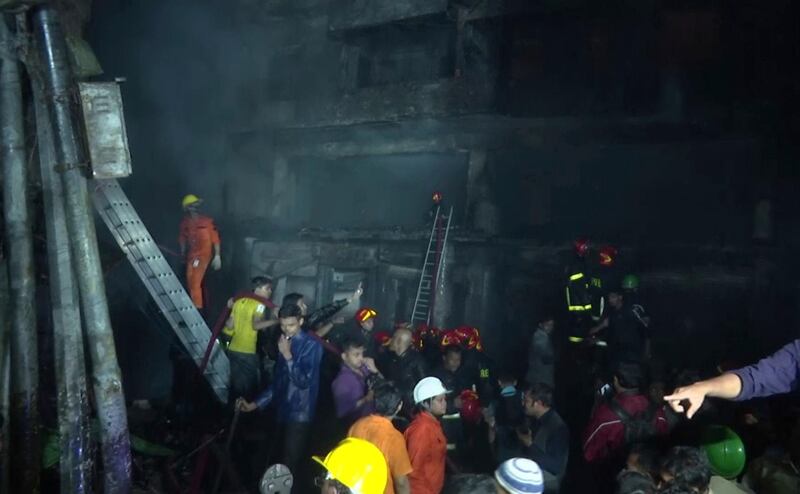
[404,411,447,494]
[178,214,220,308]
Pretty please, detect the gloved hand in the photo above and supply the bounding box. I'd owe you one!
[211,254,222,271]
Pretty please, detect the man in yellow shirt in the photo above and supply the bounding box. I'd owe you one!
[224,276,278,400]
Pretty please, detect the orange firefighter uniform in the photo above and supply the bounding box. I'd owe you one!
[178,213,220,309]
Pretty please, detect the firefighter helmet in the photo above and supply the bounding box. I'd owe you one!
[598,245,618,267]
[574,238,590,258]
[456,327,483,351]
[312,438,388,494]
[459,390,482,425]
[622,274,640,291]
[374,331,392,347]
[355,308,377,323]
[182,194,202,209]
[440,329,461,348]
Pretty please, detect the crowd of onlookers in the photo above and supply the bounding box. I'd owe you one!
[216,274,800,494]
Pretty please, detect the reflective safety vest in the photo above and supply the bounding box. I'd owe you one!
[566,272,592,312]
[588,275,605,321]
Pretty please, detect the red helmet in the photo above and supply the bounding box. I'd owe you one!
[598,245,618,267]
[432,191,443,204]
[355,308,377,323]
[456,327,483,351]
[440,329,461,348]
[459,390,482,424]
[574,238,590,257]
[374,331,392,347]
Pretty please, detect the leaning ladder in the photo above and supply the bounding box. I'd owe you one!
[411,206,453,326]
[92,179,229,403]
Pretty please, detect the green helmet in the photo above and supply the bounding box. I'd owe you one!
[701,425,746,479]
[621,274,640,291]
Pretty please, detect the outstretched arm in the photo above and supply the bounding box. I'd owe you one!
[664,373,742,419]
[665,339,800,418]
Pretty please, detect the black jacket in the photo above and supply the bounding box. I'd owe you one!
[385,349,427,397]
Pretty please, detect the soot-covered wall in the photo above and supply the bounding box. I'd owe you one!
[292,153,468,229]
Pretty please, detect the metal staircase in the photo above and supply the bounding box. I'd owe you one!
[92,179,229,403]
[411,206,453,325]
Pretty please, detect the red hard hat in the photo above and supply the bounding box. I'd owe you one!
[574,238,590,257]
[355,308,377,323]
[598,245,618,267]
[374,331,392,347]
[459,390,482,424]
[454,327,483,351]
[440,329,461,348]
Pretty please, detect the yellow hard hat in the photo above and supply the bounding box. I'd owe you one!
[182,194,202,209]
[312,438,387,494]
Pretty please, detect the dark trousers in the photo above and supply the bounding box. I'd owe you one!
[228,351,260,401]
[277,421,311,477]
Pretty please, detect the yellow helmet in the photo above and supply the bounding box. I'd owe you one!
[312,438,387,494]
[182,194,202,209]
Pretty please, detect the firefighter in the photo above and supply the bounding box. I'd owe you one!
[565,238,593,345]
[354,307,379,358]
[178,194,221,310]
[622,274,650,331]
[428,191,444,224]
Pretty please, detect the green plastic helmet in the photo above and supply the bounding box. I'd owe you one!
[701,425,746,479]
[621,274,640,291]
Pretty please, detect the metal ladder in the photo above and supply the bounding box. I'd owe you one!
[411,206,453,325]
[91,179,229,403]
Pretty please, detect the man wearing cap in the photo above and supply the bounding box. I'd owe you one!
[495,458,545,494]
[405,377,448,494]
[352,307,380,359]
[178,194,221,310]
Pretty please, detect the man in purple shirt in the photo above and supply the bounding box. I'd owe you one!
[332,336,381,424]
[665,338,800,418]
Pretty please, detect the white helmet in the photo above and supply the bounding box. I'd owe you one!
[413,377,450,404]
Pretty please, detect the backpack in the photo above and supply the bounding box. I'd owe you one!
[607,397,659,445]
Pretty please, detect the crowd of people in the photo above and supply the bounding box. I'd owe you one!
[180,198,800,493]
[208,270,800,494]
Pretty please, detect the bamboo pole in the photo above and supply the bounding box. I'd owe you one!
[31,6,131,492]
[0,14,40,493]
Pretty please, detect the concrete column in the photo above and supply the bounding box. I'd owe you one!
[465,149,499,235]
[463,251,499,357]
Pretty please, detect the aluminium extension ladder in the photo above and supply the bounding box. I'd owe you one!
[410,206,453,326]
[92,179,229,403]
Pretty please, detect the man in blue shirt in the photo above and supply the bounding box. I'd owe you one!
[665,339,800,419]
[238,303,322,474]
